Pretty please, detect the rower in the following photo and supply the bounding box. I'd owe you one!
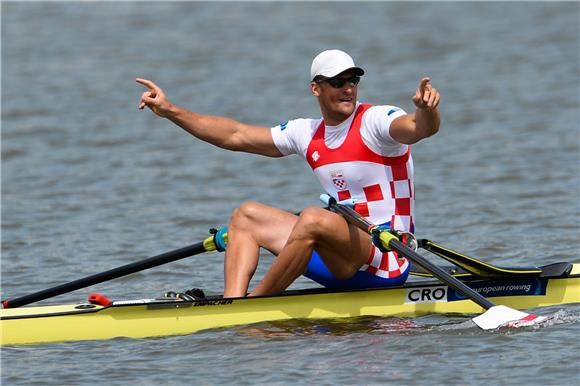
[137,49,441,297]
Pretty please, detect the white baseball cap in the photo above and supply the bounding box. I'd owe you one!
[310,49,365,81]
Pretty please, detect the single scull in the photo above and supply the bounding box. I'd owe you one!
[1,260,578,345]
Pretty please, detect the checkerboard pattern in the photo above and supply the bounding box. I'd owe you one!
[360,246,410,278]
[305,103,414,279]
[335,162,414,231]
[333,163,414,278]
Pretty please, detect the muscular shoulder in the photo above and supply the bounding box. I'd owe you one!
[271,118,322,157]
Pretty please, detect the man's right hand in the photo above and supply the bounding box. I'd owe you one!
[136,78,174,118]
[135,78,283,157]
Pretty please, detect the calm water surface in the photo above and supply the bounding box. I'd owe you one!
[2,2,579,385]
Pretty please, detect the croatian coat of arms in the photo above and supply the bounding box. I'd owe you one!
[330,170,347,190]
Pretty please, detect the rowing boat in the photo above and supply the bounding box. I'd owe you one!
[2,262,579,345]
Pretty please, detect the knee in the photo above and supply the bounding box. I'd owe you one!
[230,201,264,228]
[296,207,335,237]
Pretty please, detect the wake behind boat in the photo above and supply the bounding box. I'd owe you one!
[2,243,579,345]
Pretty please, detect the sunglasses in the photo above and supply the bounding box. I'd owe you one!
[315,75,361,88]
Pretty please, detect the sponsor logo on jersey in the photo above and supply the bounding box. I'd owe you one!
[311,150,320,162]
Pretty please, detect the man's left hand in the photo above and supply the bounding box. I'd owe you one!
[412,77,440,110]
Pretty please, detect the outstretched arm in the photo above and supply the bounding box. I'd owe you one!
[136,78,283,157]
[389,77,441,145]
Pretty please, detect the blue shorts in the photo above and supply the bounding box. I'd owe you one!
[303,250,409,290]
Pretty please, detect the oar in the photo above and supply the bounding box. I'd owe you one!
[320,194,547,330]
[1,230,227,309]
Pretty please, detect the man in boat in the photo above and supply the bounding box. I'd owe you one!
[137,49,440,298]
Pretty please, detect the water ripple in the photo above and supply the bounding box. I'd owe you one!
[2,2,579,386]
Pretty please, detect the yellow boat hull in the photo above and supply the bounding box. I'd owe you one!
[2,266,579,346]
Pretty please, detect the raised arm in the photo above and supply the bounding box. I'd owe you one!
[389,77,441,145]
[136,78,283,157]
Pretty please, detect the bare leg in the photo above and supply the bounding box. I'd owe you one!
[249,207,372,296]
[224,202,297,297]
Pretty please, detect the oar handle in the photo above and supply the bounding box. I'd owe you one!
[321,194,495,310]
[2,236,216,309]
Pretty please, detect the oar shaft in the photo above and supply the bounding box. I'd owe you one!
[390,239,494,309]
[326,198,495,310]
[2,241,210,309]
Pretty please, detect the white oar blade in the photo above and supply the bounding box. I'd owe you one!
[472,305,548,330]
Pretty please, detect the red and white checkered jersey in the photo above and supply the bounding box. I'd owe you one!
[271,102,408,159]
[271,103,413,279]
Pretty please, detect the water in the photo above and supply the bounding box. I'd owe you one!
[2,2,579,385]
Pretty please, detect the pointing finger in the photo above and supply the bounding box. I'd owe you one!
[413,82,424,101]
[136,78,158,91]
[416,77,430,96]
